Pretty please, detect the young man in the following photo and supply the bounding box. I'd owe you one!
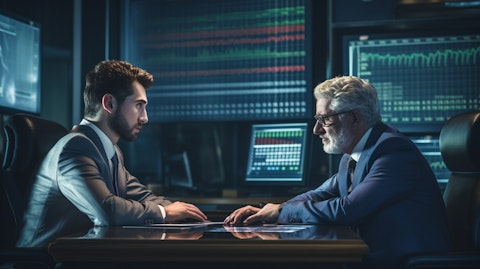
[224,76,451,269]
[17,60,207,248]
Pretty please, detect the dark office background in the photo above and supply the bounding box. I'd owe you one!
[0,0,479,197]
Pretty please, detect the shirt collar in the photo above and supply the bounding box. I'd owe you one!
[79,119,116,160]
[350,127,372,162]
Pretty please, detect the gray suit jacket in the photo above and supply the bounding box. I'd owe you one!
[16,125,171,248]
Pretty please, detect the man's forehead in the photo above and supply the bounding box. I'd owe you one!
[316,98,332,110]
[128,81,147,101]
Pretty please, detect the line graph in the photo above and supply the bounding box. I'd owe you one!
[348,34,480,132]
[361,47,480,68]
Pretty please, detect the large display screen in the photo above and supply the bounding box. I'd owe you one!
[0,12,41,115]
[344,33,480,133]
[122,0,311,122]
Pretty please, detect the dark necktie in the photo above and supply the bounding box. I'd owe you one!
[111,153,119,195]
[347,157,357,193]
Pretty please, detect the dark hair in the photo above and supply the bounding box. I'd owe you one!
[83,60,154,118]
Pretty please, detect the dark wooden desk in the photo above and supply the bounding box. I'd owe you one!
[49,224,368,269]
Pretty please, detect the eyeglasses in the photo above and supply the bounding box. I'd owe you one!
[314,110,351,127]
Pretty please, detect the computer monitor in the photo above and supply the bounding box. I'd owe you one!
[410,135,450,190]
[341,32,479,133]
[0,11,41,115]
[121,0,312,122]
[245,122,308,186]
[164,152,194,190]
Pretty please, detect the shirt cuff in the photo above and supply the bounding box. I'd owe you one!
[158,205,166,219]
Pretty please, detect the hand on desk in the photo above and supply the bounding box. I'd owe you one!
[223,203,281,226]
[164,201,208,223]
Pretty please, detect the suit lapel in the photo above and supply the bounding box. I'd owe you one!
[351,123,388,189]
[74,125,120,195]
[113,146,127,197]
[74,125,110,164]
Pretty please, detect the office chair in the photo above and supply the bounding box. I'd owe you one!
[403,110,480,268]
[0,114,69,269]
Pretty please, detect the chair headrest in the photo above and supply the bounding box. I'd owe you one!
[440,111,480,172]
[2,114,68,190]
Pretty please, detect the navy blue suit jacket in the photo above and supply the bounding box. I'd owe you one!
[277,123,451,268]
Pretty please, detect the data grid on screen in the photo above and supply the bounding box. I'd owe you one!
[124,0,309,122]
[245,123,307,183]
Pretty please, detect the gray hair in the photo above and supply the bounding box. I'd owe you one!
[313,76,381,127]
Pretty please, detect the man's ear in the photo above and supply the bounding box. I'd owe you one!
[102,94,117,114]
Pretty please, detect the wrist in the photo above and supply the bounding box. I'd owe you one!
[278,202,286,213]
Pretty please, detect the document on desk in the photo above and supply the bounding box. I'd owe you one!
[123,221,225,229]
[208,224,315,233]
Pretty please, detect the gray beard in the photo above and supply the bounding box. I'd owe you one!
[322,126,353,154]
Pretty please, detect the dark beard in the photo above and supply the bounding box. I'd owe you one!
[110,111,139,142]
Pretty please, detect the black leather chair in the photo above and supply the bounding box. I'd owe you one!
[403,110,480,268]
[0,114,69,269]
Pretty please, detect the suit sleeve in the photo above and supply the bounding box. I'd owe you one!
[57,135,169,226]
[115,149,172,207]
[123,169,173,207]
[278,136,427,225]
[288,174,340,203]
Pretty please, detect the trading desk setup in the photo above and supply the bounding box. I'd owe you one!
[48,222,368,269]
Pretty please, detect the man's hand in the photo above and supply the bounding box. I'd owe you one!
[224,203,281,226]
[163,201,207,223]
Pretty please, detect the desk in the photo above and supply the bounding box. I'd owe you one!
[166,196,293,221]
[49,224,368,269]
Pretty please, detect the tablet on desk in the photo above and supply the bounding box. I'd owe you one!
[209,224,315,233]
[123,221,225,229]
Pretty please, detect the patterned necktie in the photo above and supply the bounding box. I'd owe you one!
[111,153,119,195]
[347,157,357,193]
